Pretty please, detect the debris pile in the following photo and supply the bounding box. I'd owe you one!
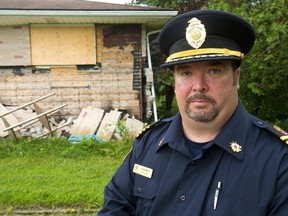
[0,104,144,142]
[0,93,145,142]
[68,106,144,142]
[0,103,70,139]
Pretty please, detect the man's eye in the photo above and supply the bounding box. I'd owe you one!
[209,69,221,74]
[180,71,192,76]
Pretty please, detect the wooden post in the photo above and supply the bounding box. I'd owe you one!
[33,103,52,132]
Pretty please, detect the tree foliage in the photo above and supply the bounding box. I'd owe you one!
[133,0,288,128]
[132,0,207,12]
[206,0,288,126]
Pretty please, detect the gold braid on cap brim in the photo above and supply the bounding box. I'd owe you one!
[166,48,244,63]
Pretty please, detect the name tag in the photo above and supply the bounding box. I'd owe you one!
[133,163,153,178]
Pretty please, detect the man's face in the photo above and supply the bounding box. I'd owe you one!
[174,60,240,124]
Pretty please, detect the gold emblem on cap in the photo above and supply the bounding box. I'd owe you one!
[229,141,242,153]
[186,17,206,49]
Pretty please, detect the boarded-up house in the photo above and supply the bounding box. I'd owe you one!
[0,0,177,121]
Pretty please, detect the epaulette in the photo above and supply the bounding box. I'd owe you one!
[136,119,167,139]
[266,124,288,145]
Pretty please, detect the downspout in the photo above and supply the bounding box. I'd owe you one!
[147,30,160,122]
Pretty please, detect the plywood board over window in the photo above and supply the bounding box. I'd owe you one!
[30,24,96,66]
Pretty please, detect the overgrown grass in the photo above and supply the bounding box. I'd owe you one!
[0,136,133,215]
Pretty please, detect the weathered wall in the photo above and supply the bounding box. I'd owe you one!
[0,25,31,66]
[0,24,143,119]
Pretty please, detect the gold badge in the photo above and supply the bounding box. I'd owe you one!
[229,141,242,153]
[186,17,206,49]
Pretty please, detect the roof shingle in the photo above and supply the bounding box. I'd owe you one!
[0,0,162,10]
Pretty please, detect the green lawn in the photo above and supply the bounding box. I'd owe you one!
[0,136,132,215]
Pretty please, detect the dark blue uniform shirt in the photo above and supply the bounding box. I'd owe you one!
[98,101,288,215]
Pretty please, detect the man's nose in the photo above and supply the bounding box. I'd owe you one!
[192,75,208,92]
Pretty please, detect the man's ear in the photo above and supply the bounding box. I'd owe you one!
[236,68,241,89]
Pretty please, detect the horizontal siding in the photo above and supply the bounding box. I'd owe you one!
[0,72,140,118]
[0,25,31,66]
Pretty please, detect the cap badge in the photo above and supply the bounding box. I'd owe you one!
[186,17,206,49]
[229,141,242,153]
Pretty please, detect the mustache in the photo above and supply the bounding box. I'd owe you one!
[186,94,216,105]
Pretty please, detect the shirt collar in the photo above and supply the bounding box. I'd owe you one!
[209,100,249,161]
[156,113,192,158]
[157,100,250,161]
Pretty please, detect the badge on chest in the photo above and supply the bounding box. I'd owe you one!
[133,164,153,178]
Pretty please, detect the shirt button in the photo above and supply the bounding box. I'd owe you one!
[180,195,186,201]
[137,188,142,193]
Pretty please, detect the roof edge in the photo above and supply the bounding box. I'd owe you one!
[0,9,178,17]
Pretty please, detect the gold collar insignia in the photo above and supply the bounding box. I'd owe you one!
[229,141,242,153]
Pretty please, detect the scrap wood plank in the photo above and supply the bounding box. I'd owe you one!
[6,107,37,124]
[0,103,19,137]
[96,109,122,141]
[70,106,104,136]
[125,118,144,137]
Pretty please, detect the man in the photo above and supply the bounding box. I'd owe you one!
[98,9,288,215]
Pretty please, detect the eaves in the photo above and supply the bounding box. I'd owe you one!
[0,9,178,30]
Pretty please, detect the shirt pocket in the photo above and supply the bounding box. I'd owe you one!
[133,174,158,216]
[206,193,266,216]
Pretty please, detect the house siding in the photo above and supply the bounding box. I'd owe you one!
[0,24,143,119]
[0,25,31,66]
